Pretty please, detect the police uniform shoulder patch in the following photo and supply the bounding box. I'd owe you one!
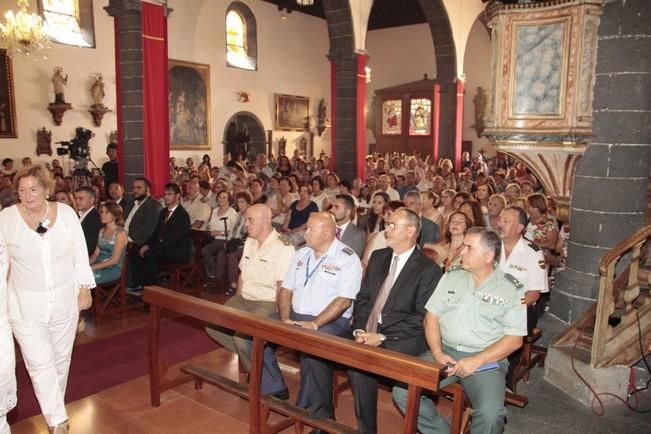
[504,273,524,289]
[342,246,354,256]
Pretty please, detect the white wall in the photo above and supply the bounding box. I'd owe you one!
[0,0,117,171]
[462,18,492,156]
[365,23,437,146]
[0,0,331,172]
[167,0,331,164]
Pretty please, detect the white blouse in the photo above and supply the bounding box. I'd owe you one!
[0,202,96,324]
[0,231,16,416]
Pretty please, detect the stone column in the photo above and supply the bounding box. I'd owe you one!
[550,0,651,323]
[105,0,144,190]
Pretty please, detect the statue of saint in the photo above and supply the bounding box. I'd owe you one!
[90,74,106,108]
[472,86,487,137]
[51,67,68,104]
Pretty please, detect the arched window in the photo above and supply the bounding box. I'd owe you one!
[39,0,95,48]
[225,2,257,71]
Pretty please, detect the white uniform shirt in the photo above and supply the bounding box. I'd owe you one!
[499,237,548,293]
[0,203,96,323]
[240,230,295,302]
[283,239,362,318]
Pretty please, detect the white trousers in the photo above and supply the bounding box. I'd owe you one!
[12,316,78,427]
[0,415,9,434]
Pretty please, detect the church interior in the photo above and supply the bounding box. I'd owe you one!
[0,0,650,433]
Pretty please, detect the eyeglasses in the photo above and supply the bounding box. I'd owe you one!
[385,221,410,230]
[36,222,48,235]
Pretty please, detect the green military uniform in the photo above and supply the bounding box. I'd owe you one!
[393,265,527,434]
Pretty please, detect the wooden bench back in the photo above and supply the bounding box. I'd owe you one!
[144,286,445,433]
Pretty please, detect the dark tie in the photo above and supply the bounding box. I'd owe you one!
[366,255,399,333]
[159,209,173,238]
[336,227,342,240]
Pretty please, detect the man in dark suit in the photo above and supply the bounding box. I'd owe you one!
[127,182,191,294]
[74,186,101,255]
[329,194,366,258]
[305,207,442,434]
[107,181,133,218]
[124,177,162,246]
[404,190,439,247]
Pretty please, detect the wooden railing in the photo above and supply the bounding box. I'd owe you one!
[144,286,447,434]
[592,224,651,367]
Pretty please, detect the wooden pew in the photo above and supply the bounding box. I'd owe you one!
[144,286,447,434]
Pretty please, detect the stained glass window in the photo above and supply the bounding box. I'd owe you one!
[409,98,432,135]
[382,100,402,135]
[40,0,92,47]
[226,7,256,71]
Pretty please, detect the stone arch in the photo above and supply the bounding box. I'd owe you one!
[222,111,266,161]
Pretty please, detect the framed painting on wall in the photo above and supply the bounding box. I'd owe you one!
[0,49,17,138]
[168,59,211,149]
[274,93,309,131]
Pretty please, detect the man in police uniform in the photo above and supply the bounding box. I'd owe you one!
[496,206,548,387]
[393,228,527,434]
[259,212,363,408]
[205,204,295,371]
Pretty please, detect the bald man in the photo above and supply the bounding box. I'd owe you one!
[256,212,363,408]
[205,204,295,371]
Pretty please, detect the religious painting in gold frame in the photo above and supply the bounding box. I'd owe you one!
[274,94,309,131]
[168,59,211,149]
[0,49,17,138]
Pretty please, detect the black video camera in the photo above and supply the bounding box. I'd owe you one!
[56,127,94,160]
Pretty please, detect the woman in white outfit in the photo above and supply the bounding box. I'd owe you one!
[0,165,95,434]
[0,232,16,434]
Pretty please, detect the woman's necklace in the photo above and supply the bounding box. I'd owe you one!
[23,201,50,233]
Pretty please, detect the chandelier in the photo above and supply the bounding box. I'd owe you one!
[296,0,315,6]
[0,0,49,58]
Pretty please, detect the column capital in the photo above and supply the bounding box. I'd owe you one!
[104,0,142,17]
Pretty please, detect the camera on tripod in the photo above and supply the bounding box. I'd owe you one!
[56,127,94,160]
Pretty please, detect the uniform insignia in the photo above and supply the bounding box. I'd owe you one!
[527,241,541,252]
[342,246,354,256]
[324,263,341,272]
[538,259,546,269]
[480,292,507,306]
[297,260,303,267]
[504,273,524,289]
[447,265,463,272]
[279,234,291,246]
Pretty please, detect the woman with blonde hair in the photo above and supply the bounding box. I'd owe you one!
[0,164,95,433]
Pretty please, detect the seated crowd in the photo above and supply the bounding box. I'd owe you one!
[0,149,566,433]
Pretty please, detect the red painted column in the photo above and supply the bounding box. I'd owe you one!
[356,53,368,181]
[454,79,464,172]
[330,60,336,170]
[433,83,440,163]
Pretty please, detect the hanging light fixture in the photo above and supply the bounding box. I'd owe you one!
[296,0,315,6]
[0,0,49,58]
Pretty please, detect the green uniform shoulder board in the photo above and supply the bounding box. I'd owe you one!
[342,246,354,256]
[447,265,463,272]
[504,273,524,289]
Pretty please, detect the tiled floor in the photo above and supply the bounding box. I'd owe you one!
[9,290,651,433]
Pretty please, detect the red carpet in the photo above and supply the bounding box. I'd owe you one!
[8,316,216,423]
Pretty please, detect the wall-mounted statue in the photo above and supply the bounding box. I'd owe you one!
[36,127,52,156]
[51,67,68,104]
[90,74,106,108]
[472,86,487,137]
[278,136,287,156]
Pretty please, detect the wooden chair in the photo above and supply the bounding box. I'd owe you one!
[93,252,145,325]
[510,327,547,392]
[159,229,206,296]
